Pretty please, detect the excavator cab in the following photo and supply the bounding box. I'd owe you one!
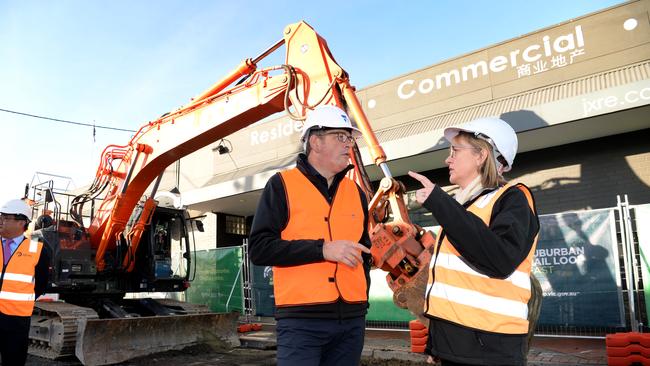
[30,185,192,297]
[128,205,191,292]
[27,182,236,364]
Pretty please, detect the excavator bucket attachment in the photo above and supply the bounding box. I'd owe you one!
[75,311,239,366]
[392,266,431,326]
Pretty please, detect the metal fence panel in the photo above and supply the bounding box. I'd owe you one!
[632,203,650,331]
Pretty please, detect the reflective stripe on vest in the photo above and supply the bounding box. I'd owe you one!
[0,237,43,316]
[274,168,367,307]
[424,182,538,334]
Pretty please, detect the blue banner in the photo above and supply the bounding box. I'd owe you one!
[534,209,624,327]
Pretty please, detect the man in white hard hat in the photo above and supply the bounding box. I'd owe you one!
[0,199,51,366]
[409,117,540,366]
[249,105,372,366]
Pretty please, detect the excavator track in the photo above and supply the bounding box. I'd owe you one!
[29,299,239,365]
[29,301,99,359]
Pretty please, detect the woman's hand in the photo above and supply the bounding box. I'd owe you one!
[408,171,436,204]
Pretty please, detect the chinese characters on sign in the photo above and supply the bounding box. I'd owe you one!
[517,47,586,78]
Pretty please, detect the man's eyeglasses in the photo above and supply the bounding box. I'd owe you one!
[0,214,22,222]
[448,144,479,158]
[317,131,357,144]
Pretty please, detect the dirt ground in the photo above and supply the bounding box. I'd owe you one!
[25,346,426,366]
[23,330,606,366]
[26,344,277,366]
[25,345,423,366]
[23,328,428,366]
[25,344,427,366]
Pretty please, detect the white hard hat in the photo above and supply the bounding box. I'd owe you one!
[0,199,32,221]
[444,117,518,172]
[300,105,361,142]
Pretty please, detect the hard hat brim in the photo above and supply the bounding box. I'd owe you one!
[443,127,463,143]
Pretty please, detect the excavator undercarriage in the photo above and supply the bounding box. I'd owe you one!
[28,205,238,365]
[29,299,239,365]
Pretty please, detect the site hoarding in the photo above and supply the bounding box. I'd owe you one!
[185,205,638,329]
[534,209,625,327]
[251,264,276,317]
[185,247,244,313]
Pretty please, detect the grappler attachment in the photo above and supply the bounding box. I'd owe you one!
[368,177,436,323]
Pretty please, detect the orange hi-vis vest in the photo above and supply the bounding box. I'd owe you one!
[274,168,367,307]
[0,237,44,316]
[424,182,538,334]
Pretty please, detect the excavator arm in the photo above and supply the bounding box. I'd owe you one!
[73,18,431,318]
[71,21,379,273]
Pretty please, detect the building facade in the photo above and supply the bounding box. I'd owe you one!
[168,0,650,250]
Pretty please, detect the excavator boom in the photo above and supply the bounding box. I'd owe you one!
[29,20,433,365]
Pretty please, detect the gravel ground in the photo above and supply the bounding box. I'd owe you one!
[26,344,277,366]
[24,330,601,366]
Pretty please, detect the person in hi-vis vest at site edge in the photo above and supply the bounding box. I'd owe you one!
[0,198,51,366]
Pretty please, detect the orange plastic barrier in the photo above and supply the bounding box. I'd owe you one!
[409,328,428,338]
[606,332,650,366]
[411,344,426,353]
[237,323,262,333]
[409,319,427,330]
[606,332,650,348]
[607,355,650,366]
[606,343,650,357]
[409,320,428,353]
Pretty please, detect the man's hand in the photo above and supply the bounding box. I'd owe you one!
[323,240,371,268]
[408,171,436,204]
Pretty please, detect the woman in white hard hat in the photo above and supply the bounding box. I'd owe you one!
[408,117,540,366]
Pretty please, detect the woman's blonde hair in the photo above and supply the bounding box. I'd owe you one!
[457,132,507,188]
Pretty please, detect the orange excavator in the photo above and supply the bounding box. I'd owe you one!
[28,21,435,365]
